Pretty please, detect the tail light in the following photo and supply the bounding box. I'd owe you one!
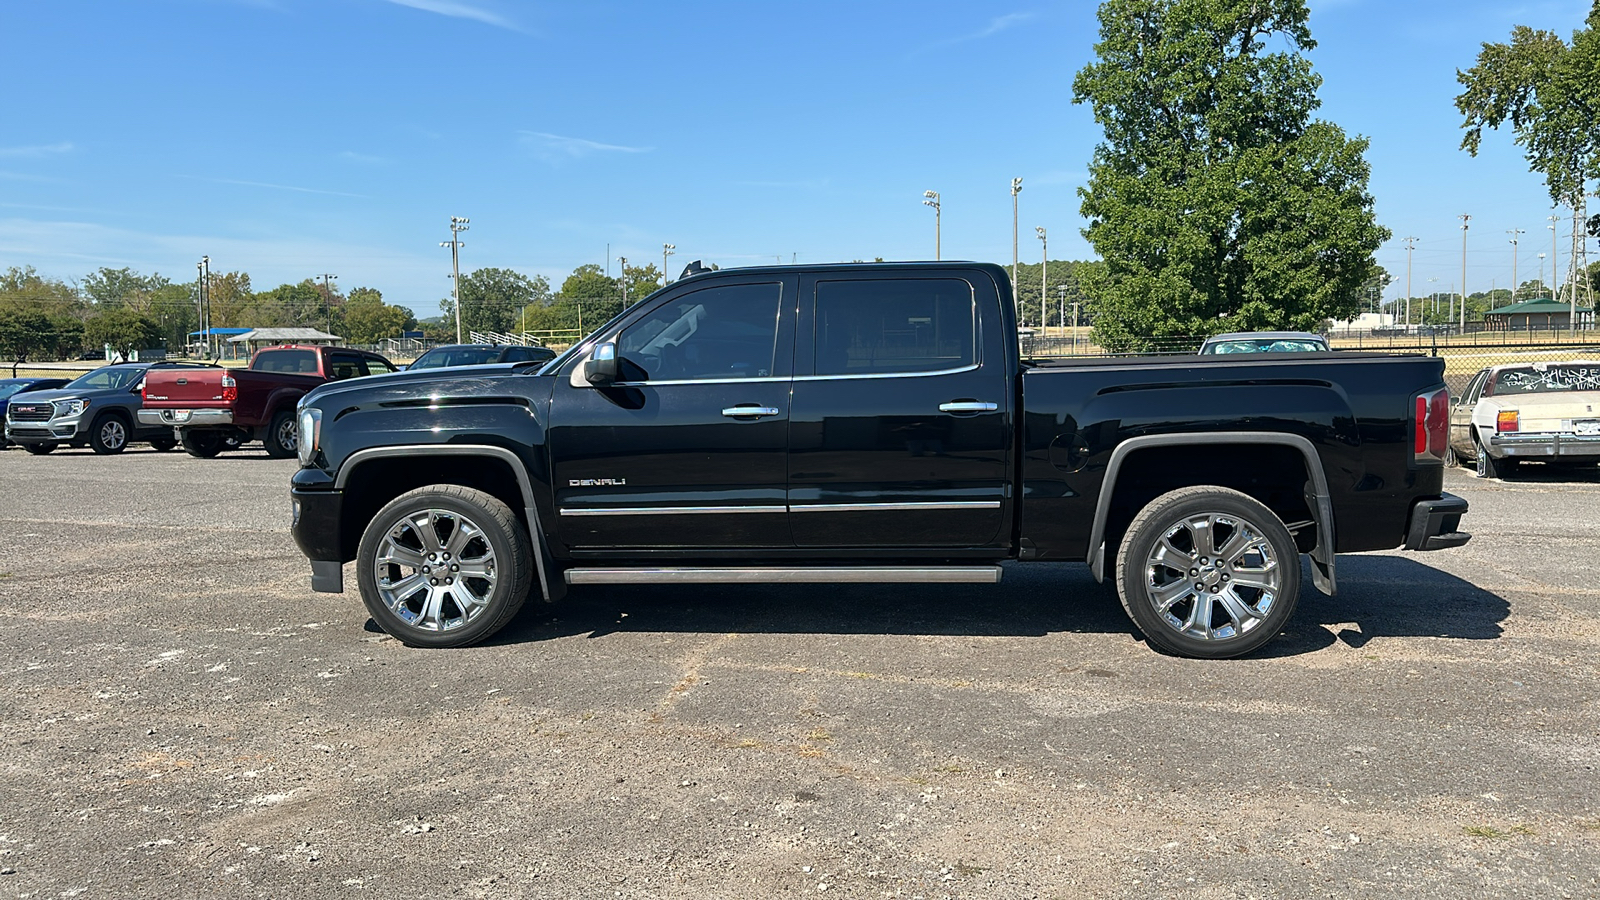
[221,374,237,404]
[1413,387,1449,464]
[1496,410,1519,433]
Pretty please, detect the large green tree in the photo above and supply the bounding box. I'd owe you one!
[1073,0,1389,350]
[1456,4,1600,217]
[343,287,416,344]
[0,266,87,359]
[440,268,551,335]
[84,306,161,359]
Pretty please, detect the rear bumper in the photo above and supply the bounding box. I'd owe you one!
[1488,431,1600,460]
[138,408,235,428]
[291,485,346,592]
[1404,492,1471,551]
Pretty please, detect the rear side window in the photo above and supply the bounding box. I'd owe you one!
[254,350,319,373]
[328,354,363,380]
[362,357,398,376]
[814,279,976,376]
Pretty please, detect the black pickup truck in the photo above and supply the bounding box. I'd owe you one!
[289,262,1468,658]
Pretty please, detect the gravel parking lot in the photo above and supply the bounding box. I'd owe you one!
[2,447,1597,898]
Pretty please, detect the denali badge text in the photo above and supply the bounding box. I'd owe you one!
[569,478,627,487]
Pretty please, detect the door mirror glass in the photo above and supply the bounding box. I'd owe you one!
[585,342,619,386]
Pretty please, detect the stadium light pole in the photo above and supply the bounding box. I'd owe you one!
[618,256,628,308]
[441,216,469,343]
[314,273,337,337]
[1549,214,1560,306]
[1538,253,1547,300]
[201,256,212,359]
[922,190,940,260]
[1507,228,1524,304]
[663,243,675,282]
[1010,178,1023,311]
[1402,236,1417,327]
[1036,226,1048,334]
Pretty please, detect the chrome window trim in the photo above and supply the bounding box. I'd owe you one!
[793,363,980,382]
[790,501,1000,512]
[611,375,791,388]
[560,505,788,517]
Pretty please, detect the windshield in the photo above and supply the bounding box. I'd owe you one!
[1491,364,1600,395]
[64,367,143,391]
[1204,338,1327,354]
[0,382,29,400]
[409,347,500,369]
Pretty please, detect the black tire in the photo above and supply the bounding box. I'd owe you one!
[263,409,297,459]
[23,442,58,455]
[1443,444,1457,467]
[1474,436,1516,479]
[149,436,177,452]
[1115,486,1300,659]
[356,485,534,648]
[180,429,225,459]
[88,412,131,455]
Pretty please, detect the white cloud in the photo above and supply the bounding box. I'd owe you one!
[518,131,653,160]
[0,142,74,159]
[180,176,369,199]
[918,13,1035,53]
[378,0,522,32]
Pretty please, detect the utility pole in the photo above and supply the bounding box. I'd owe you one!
[315,273,337,337]
[1459,214,1470,330]
[1507,228,1524,304]
[922,190,941,260]
[440,216,469,344]
[663,243,675,282]
[201,256,212,359]
[618,256,628,308]
[1010,177,1023,312]
[1402,236,1417,327]
[195,261,205,359]
[1036,226,1047,334]
[1550,213,1560,304]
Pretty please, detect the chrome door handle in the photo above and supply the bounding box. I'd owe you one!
[938,401,998,413]
[721,406,780,418]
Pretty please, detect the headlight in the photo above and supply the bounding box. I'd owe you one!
[297,407,322,466]
[56,398,89,417]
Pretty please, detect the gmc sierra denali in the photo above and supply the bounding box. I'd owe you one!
[289,262,1469,658]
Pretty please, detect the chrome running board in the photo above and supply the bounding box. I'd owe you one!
[563,566,1003,585]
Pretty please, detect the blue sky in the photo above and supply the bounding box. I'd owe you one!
[1,0,1593,317]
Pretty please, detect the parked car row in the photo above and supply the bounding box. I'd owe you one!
[3,343,552,457]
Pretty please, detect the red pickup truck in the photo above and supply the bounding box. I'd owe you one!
[139,345,398,458]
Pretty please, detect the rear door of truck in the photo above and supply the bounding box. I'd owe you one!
[786,267,1015,548]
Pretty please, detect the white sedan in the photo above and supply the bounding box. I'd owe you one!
[1449,360,1600,478]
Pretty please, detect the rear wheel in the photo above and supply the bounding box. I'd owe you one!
[356,485,534,648]
[23,442,58,455]
[1115,486,1300,659]
[181,429,224,458]
[89,413,130,455]
[1474,436,1516,479]
[263,409,297,459]
[149,436,177,452]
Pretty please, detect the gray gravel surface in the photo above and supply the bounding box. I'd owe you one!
[1,447,1597,898]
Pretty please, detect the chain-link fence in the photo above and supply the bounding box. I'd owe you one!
[1021,326,1600,397]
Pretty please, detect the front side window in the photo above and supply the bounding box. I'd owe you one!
[328,354,363,380]
[814,279,975,376]
[617,282,782,381]
[363,357,398,376]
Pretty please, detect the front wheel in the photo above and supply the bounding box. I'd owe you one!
[89,413,130,455]
[356,485,534,648]
[263,409,297,459]
[1115,486,1300,659]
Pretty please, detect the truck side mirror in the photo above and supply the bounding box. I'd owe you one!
[584,342,619,386]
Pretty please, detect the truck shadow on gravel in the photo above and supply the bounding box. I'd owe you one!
[478,555,1506,659]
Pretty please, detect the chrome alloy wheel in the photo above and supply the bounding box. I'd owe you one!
[276,416,297,452]
[371,508,498,633]
[1142,512,1282,643]
[100,418,127,450]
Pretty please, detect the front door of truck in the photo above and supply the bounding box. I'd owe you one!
[548,275,797,549]
[787,271,1012,548]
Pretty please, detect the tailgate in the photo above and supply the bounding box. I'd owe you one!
[141,368,229,407]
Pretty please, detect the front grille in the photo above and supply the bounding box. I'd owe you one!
[7,403,52,422]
